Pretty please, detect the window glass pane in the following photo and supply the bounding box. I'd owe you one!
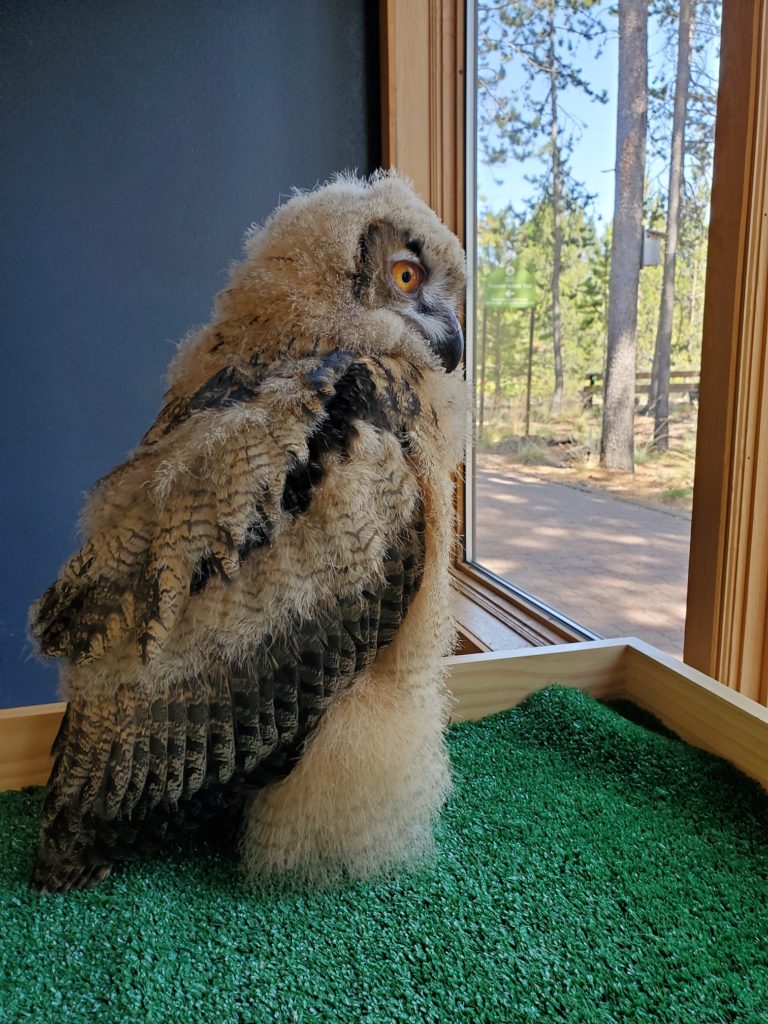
[467,0,722,657]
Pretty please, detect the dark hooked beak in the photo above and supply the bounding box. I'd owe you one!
[431,309,464,373]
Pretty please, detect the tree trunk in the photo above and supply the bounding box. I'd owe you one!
[478,303,488,439]
[548,0,564,414]
[492,310,502,408]
[687,255,699,358]
[649,0,695,451]
[600,0,648,472]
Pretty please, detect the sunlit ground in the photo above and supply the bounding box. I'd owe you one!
[476,396,698,514]
[472,397,696,656]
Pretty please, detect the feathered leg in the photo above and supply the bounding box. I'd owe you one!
[239,655,452,886]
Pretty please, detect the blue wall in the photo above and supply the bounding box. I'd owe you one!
[0,0,378,707]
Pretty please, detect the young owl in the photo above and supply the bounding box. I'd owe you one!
[29,171,467,893]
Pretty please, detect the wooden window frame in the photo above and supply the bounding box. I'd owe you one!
[684,0,768,702]
[382,0,768,696]
[381,0,594,652]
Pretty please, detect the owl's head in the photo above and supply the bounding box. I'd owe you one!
[183,172,466,385]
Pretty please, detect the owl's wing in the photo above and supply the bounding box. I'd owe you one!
[33,518,425,892]
[31,350,417,666]
[31,350,428,891]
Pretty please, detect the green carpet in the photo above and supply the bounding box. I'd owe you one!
[2,685,767,1023]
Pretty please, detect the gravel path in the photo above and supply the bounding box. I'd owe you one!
[473,467,691,657]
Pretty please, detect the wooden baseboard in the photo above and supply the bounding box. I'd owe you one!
[0,701,65,791]
[447,637,768,789]
[3,638,767,792]
[446,637,628,719]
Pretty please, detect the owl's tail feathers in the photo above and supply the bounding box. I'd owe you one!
[32,858,112,894]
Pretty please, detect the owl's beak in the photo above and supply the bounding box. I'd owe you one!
[432,309,464,373]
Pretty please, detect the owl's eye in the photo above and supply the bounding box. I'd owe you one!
[390,260,424,295]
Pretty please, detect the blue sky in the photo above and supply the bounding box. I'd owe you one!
[475,4,720,226]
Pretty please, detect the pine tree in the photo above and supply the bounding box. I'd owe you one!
[647,0,695,450]
[646,0,720,447]
[600,0,648,472]
[477,0,606,412]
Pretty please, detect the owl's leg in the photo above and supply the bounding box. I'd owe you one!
[239,662,452,886]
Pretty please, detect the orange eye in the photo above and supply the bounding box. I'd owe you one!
[391,260,423,294]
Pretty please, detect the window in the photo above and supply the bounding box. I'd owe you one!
[382,0,768,703]
[464,0,721,659]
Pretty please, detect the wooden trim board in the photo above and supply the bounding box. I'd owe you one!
[623,640,768,790]
[446,638,629,719]
[2,639,767,793]
[381,0,464,236]
[447,638,768,790]
[0,702,65,792]
[685,0,767,696]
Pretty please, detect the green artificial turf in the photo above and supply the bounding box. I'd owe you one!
[2,685,767,1024]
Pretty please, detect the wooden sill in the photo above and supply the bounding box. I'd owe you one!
[3,638,767,793]
[452,563,598,653]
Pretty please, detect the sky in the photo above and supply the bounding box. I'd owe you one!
[475,6,617,224]
[474,2,721,227]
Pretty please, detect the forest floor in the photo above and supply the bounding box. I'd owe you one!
[477,401,697,517]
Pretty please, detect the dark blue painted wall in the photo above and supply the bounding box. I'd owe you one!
[0,0,379,707]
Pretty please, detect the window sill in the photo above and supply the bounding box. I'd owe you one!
[452,562,599,654]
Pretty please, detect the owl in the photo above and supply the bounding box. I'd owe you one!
[29,171,467,893]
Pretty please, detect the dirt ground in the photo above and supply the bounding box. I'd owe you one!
[477,407,697,517]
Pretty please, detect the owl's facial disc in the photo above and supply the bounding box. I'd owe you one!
[355,222,464,373]
[401,289,465,374]
[389,258,464,374]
